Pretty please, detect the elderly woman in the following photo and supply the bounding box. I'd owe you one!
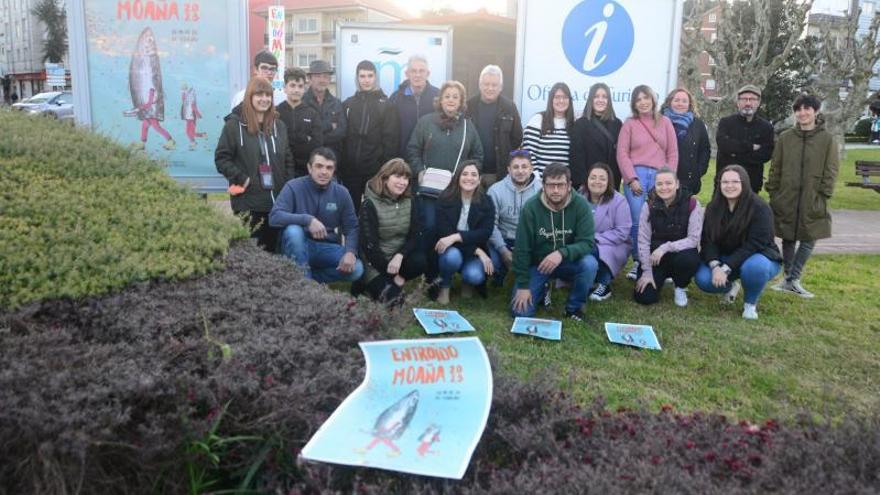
[766,94,839,298]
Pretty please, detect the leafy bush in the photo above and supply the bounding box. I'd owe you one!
[852,116,873,137]
[2,243,878,494]
[0,109,247,310]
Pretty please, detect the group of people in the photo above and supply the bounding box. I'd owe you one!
[215,50,839,321]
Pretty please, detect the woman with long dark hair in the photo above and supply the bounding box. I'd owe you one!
[661,87,710,195]
[432,160,495,304]
[215,76,293,252]
[633,167,702,307]
[571,82,623,189]
[695,164,782,319]
[522,82,575,179]
[354,158,426,305]
[617,84,678,281]
[580,162,631,301]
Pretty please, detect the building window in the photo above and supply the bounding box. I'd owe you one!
[298,52,317,67]
[708,55,716,66]
[705,79,716,90]
[708,13,717,23]
[710,32,717,42]
[297,18,318,33]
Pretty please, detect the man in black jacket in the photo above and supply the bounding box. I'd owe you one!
[276,67,323,178]
[466,64,523,187]
[715,84,774,193]
[341,60,400,213]
[303,60,346,159]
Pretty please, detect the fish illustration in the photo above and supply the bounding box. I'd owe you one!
[360,390,419,456]
[125,27,164,120]
[416,424,441,456]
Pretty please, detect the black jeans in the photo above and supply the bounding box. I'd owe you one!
[633,248,700,305]
[361,252,428,300]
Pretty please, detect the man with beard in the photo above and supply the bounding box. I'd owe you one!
[341,60,400,213]
[487,150,542,286]
[510,163,597,322]
[715,84,774,193]
[303,60,346,159]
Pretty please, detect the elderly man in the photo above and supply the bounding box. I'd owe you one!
[715,84,775,193]
[389,54,440,158]
[466,65,523,187]
[303,60,346,159]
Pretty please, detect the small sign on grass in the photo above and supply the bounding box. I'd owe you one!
[413,308,475,335]
[510,317,562,341]
[605,322,661,350]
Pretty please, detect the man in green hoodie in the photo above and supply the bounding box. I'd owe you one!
[510,163,597,321]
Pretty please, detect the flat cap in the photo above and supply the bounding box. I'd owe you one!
[737,84,762,98]
[308,60,334,75]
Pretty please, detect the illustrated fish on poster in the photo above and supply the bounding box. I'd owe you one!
[123,27,175,150]
[359,390,419,457]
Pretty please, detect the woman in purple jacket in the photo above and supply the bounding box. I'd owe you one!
[580,162,632,301]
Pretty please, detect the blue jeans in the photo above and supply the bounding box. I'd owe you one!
[438,247,486,288]
[280,225,364,283]
[694,254,781,305]
[488,238,516,285]
[510,255,598,317]
[623,166,657,259]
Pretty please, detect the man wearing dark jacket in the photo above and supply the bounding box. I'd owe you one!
[269,147,363,283]
[341,60,400,213]
[388,54,439,158]
[716,84,774,193]
[303,60,346,159]
[466,65,523,187]
[277,67,323,177]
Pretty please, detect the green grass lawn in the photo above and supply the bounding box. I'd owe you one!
[394,254,880,422]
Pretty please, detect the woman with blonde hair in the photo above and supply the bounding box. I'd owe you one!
[661,87,710,195]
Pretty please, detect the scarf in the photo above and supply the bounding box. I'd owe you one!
[663,108,694,139]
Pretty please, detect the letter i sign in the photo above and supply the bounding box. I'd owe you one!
[561,0,634,77]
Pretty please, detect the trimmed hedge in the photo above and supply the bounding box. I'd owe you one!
[0,109,246,310]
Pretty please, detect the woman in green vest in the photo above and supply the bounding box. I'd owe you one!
[353,158,426,305]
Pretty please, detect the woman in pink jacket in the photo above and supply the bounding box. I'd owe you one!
[616,85,678,280]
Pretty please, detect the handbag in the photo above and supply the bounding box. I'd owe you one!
[418,119,468,198]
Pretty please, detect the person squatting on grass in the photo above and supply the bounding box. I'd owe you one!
[215,76,294,253]
[352,158,426,306]
[431,160,496,304]
[616,85,679,282]
[510,163,597,322]
[486,149,542,287]
[580,162,632,302]
[766,93,839,299]
[269,147,364,283]
[695,165,783,320]
[633,167,703,307]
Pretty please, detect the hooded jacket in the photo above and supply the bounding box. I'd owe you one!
[486,173,542,250]
[214,112,293,213]
[341,88,399,178]
[389,79,440,157]
[512,191,595,288]
[765,121,839,241]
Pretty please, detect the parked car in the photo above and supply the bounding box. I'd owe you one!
[11,91,73,122]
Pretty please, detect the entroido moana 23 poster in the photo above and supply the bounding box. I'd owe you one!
[84,0,232,177]
[300,337,493,479]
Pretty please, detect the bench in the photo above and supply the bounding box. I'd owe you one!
[845,160,880,193]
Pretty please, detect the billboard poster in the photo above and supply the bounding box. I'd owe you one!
[267,6,285,91]
[81,0,234,178]
[515,0,684,125]
[300,337,492,479]
[337,24,452,102]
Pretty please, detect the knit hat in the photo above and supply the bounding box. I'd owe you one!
[737,84,762,98]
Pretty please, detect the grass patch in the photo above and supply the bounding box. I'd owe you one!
[397,254,880,421]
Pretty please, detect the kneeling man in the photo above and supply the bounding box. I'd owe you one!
[270,147,364,283]
[510,163,597,321]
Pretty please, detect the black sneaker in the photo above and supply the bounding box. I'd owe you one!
[426,278,442,301]
[379,283,402,305]
[589,283,612,301]
[475,281,488,299]
[565,309,586,322]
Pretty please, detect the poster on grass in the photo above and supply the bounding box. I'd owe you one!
[605,322,661,350]
[510,317,562,341]
[412,308,475,335]
[300,337,493,479]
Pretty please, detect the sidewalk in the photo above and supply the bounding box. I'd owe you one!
[813,209,880,254]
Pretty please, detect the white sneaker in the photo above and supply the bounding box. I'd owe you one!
[770,279,791,292]
[673,287,688,307]
[742,303,758,319]
[786,279,815,299]
[722,280,741,304]
[664,277,674,286]
[626,262,640,281]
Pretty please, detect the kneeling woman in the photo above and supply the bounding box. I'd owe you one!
[695,165,782,319]
[581,163,632,301]
[355,159,427,305]
[433,160,495,304]
[634,167,703,306]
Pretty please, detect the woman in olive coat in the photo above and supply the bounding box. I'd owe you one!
[766,94,839,298]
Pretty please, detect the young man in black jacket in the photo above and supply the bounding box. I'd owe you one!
[465,65,523,187]
[276,67,323,178]
[341,60,400,213]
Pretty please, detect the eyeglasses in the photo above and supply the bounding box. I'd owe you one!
[544,182,569,190]
[738,96,759,102]
[509,149,531,158]
[257,64,278,73]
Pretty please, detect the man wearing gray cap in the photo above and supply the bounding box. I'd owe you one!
[715,84,775,193]
[303,60,347,158]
